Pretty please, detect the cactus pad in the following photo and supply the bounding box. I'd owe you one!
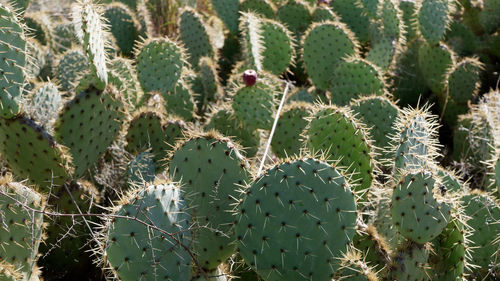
[232,81,277,130]
[56,49,89,93]
[418,0,453,45]
[271,102,311,158]
[104,3,139,57]
[179,8,215,66]
[25,82,62,132]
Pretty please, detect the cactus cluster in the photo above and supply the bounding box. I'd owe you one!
[0,0,499,280]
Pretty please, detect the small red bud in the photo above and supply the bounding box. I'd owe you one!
[243,69,257,87]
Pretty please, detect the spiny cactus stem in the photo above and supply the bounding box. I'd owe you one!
[62,182,94,239]
[257,81,291,175]
[0,187,211,281]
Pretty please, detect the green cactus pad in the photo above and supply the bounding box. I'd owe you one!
[25,82,62,132]
[388,242,431,280]
[73,0,109,89]
[51,22,79,54]
[239,0,276,19]
[461,191,500,275]
[399,0,418,41]
[440,58,482,128]
[205,106,260,158]
[271,102,311,158]
[162,80,196,121]
[352,224,391,273]
[103,182,192,281]
[232,81,277,130]
[211,0,239,34]
[25,39,46,80]
[331,0,371,43]
[350,95,399,159]
[444,21,480,56]
[179,8,215,66]
[0,4,26,118]
[328,58,386,105]
[198,57,223,107]
[390,105,440,173]
[109,57,143,110]
[417,0,454,45]
[302,21,359,90]
[418,42,455,94]
[0,116,73,190]
[361,0,379,18]
[391,170,451,243]
[125,110,186,169]
[277,0,312,35]
[169,133,250,271]
[135,37,185,94]
[235,158,357,280]
[436,166,465,193]
[259,18,296,75]
[306,105,375,197]
[54,85,124,177]
[312,5,337,22]
[23,13,50,46]
[104,3,140,57]
[479,0,500,34]
[0,180,44,280]
[56,49,89,92]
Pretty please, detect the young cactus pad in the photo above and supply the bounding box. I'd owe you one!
[179,8,215,67]
[417,0,454,45]
[232,81,277,130]
[235,158,357,281]
[0,3,26,118]
[169,133,251,271]
[391,170,451,244]
[102,182,192,281]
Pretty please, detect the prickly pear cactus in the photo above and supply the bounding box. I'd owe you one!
[211,0,239,34]
[56,49,89,93]
[239,0,276,19]
[0,116,73,190]
[0,3,26,118]
[109,57,143,110]
[276,0,311,35]
[387,241,431,281]
[179,8,215,66]
[101,182,192,281]
[205,106,260,158]
[169,132,250,271]
[54,85,124,177]
[25,82,62,133]
[302,21,359,90]
[198,57,223,107]
[162,80,196,121]
[127,151,155,187]
[232,81,277,130]
[328,58,386,105]
[23,13,50,46]
[0,179,45,280]
[352,224,391,273]
[52,22,79,54]
[135,37,185,94]
[306,105,376,197]
[391,170,451,244]
[417,0,454,45]
[271,102,312,158]
[72,0,109,89]
[335,250,379,281]
[331,0,371,43]
[125,110,186,169]
[104,3,140,57]
[235,158,357,281]
[418,42,455,94]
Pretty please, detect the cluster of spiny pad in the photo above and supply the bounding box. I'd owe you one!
[0,0,500,280]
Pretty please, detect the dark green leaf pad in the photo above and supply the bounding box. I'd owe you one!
[0,3,26,118]
[23,13,50,46]
[127,151,155,187]
[104,2,140,57]
[328,58,386,106]
[235,158,357,280]
[102,182,192,281]
[399,0,418,41]
[302,21,359,90]
[198,57,223,107]
[25,38,46,80]
[239,0,276,19]
[232,81,277,131]
[331,0,371,43]
[444,21,480,56]
[389,105,440,174]
[350,95,399,160]
[429,211,469,281]
[135,37,185,94]
[0,180,45,280]
[417,0,454,45]
[206,105,260,158]
[440,58,482,128]
[361,0,379,18]
[388,241,431,280]
[109,57,143,110]
[391,170,451,243]
[436,166,465,193]
[417,42,455,94]
[271,102,312,158]
[479,0,500,34]
[277,0,312,35]
[306,105,376,197]
[0,116,73,190]
[25,82,62,133]
[312,5,337,22]
[163,80,196,121]
[211,0,239,34]
[54,85,124,178]
[39,180,99,277]
[461,191,500,276]
[125,110,186,170]
[169,133,251,271]
[179,8,215,67]
[56,49,89,93]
